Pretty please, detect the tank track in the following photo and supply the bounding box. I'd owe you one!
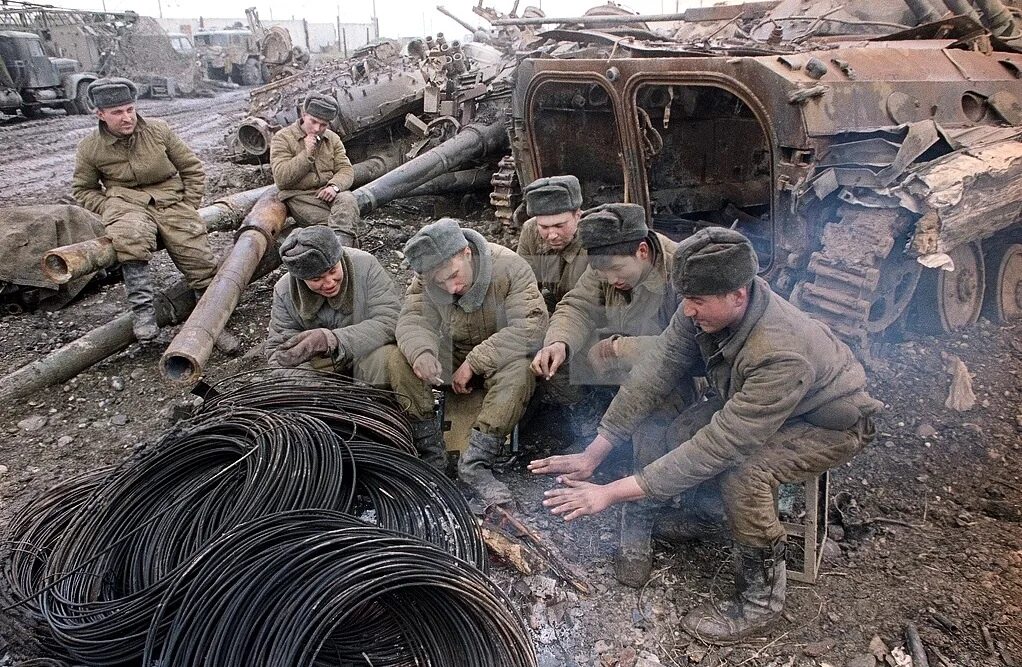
[489,154,520,227]
[791,205,915,351]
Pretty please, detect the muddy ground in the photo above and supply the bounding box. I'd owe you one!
[0,93,1019,667]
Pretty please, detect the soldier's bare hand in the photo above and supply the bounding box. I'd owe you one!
[542,478,613,521]
[528,452,597,481]
[586,336,618,375]
[303,133,318,153]
[412,352,443,385]
[316,185,337,202]
[451,360,475,394]
[531,342,567,379]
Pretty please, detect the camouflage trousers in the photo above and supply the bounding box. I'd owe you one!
[634,398,874,548]
[283,190,360,242]
[388,348,536,438]
[101,198,216,290]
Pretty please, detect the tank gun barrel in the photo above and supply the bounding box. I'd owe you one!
[904,0,945,24]
[160,189,287,385]
[41,185,275,285]
[436,5,478,33]
[943,0,982,21]
[353,121,508,214]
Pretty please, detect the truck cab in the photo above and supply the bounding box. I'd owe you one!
[0,30,95,117]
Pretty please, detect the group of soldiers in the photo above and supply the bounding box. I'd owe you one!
[70,77,882,644]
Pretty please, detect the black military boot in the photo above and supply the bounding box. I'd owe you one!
[681,540,787,644]
[410,417,448,472]
[458,428,512,507]
[120,260,159,342]
[614,502,656,588]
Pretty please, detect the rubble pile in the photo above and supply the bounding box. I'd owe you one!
[104,16,201,96]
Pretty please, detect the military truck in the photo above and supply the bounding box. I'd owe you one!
[193,28,266,85]
[506,0,1022,352]
[0,30,95,117]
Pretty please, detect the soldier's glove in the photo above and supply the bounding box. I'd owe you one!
[586,335,621,375]
[270,328,338,368]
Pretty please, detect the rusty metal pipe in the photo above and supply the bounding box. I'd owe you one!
[42,237,116,285]
[353,121,508,214]
[160,190,288,386]
[41,185,275,285]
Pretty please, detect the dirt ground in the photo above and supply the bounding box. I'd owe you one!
[0,93,1020,667]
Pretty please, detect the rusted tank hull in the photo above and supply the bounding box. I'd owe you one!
[160,189,287,385]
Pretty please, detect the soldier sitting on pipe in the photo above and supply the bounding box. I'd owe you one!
[269,93,361,247]
[265,225,402,391]
[388,218,549,505]
[531,228,882,644]
[71,77,219,343]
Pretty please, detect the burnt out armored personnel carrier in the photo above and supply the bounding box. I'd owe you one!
[506,0,1022,350]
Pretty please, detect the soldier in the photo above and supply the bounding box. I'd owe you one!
[389,218,548,504]
[72,77,218,342]
[531,228,881,643]
[531,203,680,388]
[265,226,401,391]
[517,175,588,313]
[270,93,360,246]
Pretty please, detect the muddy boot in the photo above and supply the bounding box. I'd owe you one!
[411,417,448,472]
[614,502,656,588]
[681,540,787,644]
[329,192,360,248]
[194,288,241,355]
[121,261,159,342]
[458,428,512,507]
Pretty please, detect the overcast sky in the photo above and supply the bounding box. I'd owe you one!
[49,0,727,38]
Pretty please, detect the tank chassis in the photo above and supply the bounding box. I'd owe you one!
[508,8,1022,351]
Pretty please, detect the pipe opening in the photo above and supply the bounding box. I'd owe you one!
[238,123,270,156]
[162,355,198,384]
[43,255,72,284]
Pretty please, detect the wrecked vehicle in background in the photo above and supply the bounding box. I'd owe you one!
[230,30,518,199]
[505,0,1022,352]
[0,30,95,116]
[194,8,308,87]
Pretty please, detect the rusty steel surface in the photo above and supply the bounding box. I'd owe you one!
[42,236,115,285]
[160,189,286,385]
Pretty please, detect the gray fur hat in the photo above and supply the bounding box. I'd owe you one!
[280,226,343,280]
[578,203,649,252]
[404,218,469,274]
[672,227,758,296]
[304,93,339,121]
[87,77,138,109]
[524,175,583,216]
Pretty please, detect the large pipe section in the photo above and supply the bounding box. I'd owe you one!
[405,167,495,196]
[974,0,1018,36]
[943,0,982,21]
[353,121,508,214]
[160,189,288,386]
[42,185,275,285]
[0,281,196,404]
[904,0,945,23]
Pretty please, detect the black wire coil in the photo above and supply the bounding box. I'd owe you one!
[2,374,532,667]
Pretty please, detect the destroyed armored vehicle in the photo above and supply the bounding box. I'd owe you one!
[507,0,1022,351]
[194,28,267,85]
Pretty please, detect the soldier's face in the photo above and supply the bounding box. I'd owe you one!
[430,248,474,296]
[591,242,651,292]
[682,288,748,333]
[300,112,330,136]
[535,210,581,250]
[96,103,137,137]
[304,262,344,298]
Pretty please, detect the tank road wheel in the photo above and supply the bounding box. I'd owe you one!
[982,242,1022,323]
[910,241,985,334]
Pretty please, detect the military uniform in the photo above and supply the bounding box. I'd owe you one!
[545,232,679,384]
[517,217,589,313]
[72,115,216,288]
[266,246,400,384]
[601,276,879,545]
[391,229,548,433]
[270,121,359,240]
